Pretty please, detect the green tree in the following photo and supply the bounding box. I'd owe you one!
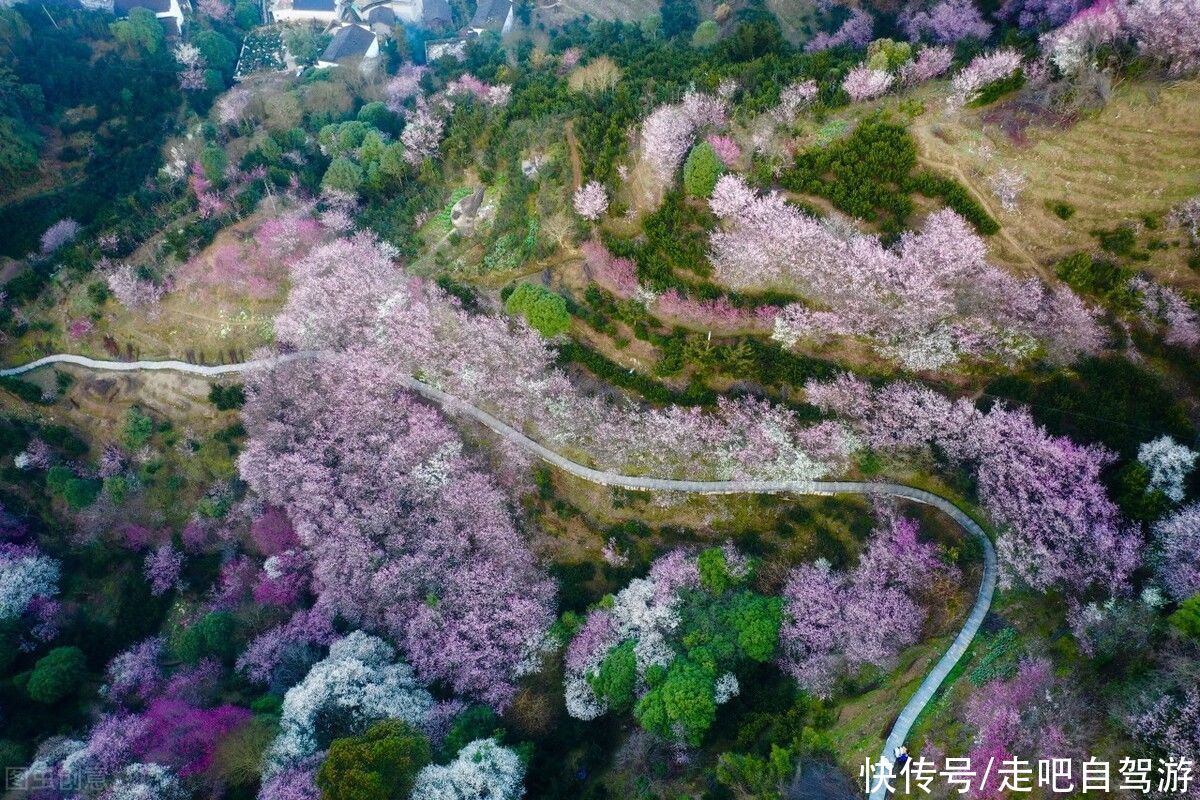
[1170,595,1200,641]
[698,546,734,594]
[27,647,87,704]
[442,706,500,758]
[322,157,364,194]
[691,19,720,48]
[590,640,637,712]
[726,592,783,662]
[683,141,723,197]
[284,26,322,66]
[316,720,432,800]
[193,30,239,79]
[504,283,571,337]
[174,611,238,664]
[661,0,698,38]
[110,8,165,54]
[62,477,101,510]
[634,659,717,746]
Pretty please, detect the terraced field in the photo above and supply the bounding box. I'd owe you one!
[911,78,1200,290]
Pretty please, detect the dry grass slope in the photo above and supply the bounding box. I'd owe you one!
[911,79,1200,289]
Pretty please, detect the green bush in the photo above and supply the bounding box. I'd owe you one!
[683,141,724,197]
[208,383,246,411]
[1170,595,1200,641]
[442,706,500,759]
[0,376,49,404]
[634,658,717,746]
[200,145,228,185]
[1047,200,1075,220]
[783,118,917,233]
[504,283,571,337]
[27,647,87,704]
[122,406,154,449]
[317,720,431,800]
[63,477,101,510]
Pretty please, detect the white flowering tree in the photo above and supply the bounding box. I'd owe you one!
[265,631,434,771]
[410,738,525,800]
[1138,435,1199,503]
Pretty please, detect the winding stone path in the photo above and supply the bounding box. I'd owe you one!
[1,353,997,796]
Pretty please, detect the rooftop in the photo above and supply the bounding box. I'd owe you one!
[321,24,376,62]
[469,0,509,30]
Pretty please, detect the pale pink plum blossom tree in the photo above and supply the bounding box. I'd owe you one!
[779,513,952,696]
[1129,276,1200,347]
[1118,0,1200,75]
[711,176,1101,369]
[385,64,427,111]
[805,375,1140,594]
[40,219,81,255]
[949,48,1024,107]
[144,544,184,596]
[842,64,895,101]
[401,102,445,165]
[573,181,609,221]
[1041,0,1123,74]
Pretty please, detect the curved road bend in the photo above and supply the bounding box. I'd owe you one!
[1,354,997,798]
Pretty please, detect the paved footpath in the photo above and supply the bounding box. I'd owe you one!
[2,353,997,796]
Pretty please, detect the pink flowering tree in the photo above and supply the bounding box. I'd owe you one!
[898,45,955,85]
[806,7,875,52]
[401,102,445,165]
[239,353,556,709]
[386,64,427,111]
[902,0,993,44]
[949,48,1024,107]
[705,134,741,167]
[573,181,609,221]
[1118,0,1200,75]
[581,239,638,299]
[1128,276,1200,347]
[711,176,1101,369]
[39,219,81,255]
[779,513,953,696]
[144,543,184,596]
[805,375,1141,595]
[1041,0,1123,74]
[639,90,727,184]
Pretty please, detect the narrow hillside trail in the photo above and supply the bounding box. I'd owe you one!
[0,353,997,795]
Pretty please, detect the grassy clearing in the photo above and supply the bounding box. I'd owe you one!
[910,78,1200,289]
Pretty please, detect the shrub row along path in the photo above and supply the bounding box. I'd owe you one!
[1,352,997,798]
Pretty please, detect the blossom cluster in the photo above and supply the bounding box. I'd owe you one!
[780,512,952,695]
[710,175,1101,370]
[806,375,1140,594]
